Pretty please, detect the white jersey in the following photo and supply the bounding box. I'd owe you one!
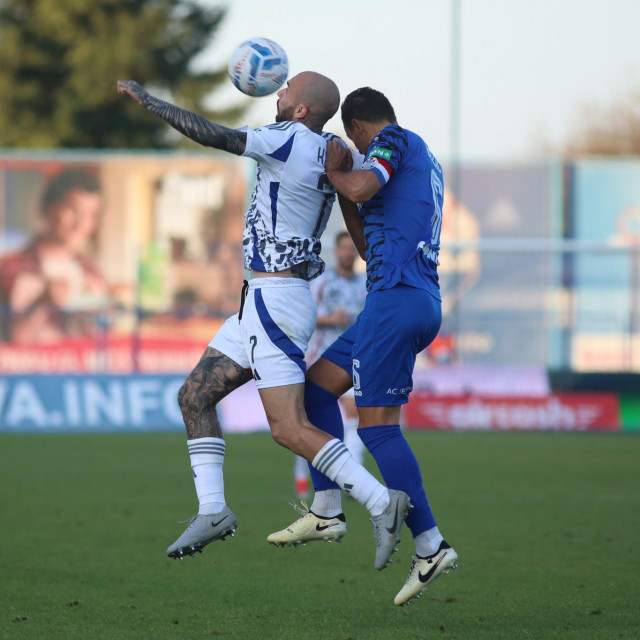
[242,121,344,281]
[307,268,367,362]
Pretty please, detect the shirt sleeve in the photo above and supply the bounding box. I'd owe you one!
[242,123,299,162]
[351,149,365,171]
[360,127,406,187]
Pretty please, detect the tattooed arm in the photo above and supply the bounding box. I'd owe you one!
[117,80,247,155]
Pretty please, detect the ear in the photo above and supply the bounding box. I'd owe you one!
[294,103,309,120]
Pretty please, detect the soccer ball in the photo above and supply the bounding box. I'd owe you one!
[227,38,289,97]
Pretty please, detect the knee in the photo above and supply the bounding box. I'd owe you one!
[270,421,294,449]
[269,417,304,452]
[177,377,194,413]
[177,375,218,415]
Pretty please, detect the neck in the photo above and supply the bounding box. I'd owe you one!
[298,115,324,134]
[368,119,392,140]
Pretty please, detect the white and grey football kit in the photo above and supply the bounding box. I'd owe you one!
[210,121,343,388]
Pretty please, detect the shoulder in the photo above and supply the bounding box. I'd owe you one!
[0,245,39,290]
[243,122,304,159]
[0,245,38,270]
[373,124,408,148]
[320,131,345,144]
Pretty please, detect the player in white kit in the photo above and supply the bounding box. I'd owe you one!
[117,73,410,568]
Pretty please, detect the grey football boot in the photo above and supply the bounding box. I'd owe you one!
[167,506,237,559]
[370,489,412,570]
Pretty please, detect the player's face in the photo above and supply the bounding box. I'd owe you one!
[275,76,302,122]
[335,236,358,271]
[345,122,369,155]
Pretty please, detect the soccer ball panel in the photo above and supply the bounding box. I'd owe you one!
[227,38,289,97]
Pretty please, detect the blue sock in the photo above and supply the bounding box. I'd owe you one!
[304,381,344,492]
[358,424,436,536]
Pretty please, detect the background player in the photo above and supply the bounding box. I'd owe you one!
[293,230,366,498]
[268,87,458,605]
[117,74,410,570]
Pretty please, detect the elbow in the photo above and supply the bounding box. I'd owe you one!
[344,184,375,204]
[346,178,380,203]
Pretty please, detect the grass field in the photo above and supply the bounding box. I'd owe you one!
[1,430,639,640]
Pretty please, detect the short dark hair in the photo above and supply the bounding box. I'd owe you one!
[335,230,351,246]
[341,87,397,127]
[42,169,101,211]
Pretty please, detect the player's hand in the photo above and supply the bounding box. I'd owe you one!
[117,80,149,107]
[326,140,353,172]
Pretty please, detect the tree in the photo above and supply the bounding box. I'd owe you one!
[0,0,246,148]
[562,84,640,156]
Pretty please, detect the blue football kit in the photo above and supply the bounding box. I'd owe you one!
[323,124,444,407]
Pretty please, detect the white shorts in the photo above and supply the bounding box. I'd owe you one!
[210,278,316,389]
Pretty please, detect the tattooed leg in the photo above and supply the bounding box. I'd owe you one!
[178,347,252,439]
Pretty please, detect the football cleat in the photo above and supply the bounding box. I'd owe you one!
[167,506,238,559]
[267,501,347,547]
[394,540,458,606]
[370,489,412,570]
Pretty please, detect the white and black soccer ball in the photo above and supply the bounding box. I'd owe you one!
[227,38,289,97]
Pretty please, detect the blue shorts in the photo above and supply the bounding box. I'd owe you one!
[321,285,441,407]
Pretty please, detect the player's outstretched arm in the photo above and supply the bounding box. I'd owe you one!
[116,80,247,155]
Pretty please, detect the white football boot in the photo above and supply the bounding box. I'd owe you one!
[267,501,347,547]
[394,540,459,606]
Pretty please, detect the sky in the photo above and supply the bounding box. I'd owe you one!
[198,0,640,162]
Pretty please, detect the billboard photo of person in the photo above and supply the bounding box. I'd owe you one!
[0,169,109,344]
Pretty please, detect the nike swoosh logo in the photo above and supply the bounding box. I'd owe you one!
[210,516,228,528]
[385,504,400,534]
[316,523,336,532]
[418,554,445,583]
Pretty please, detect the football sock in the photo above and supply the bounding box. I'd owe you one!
[312,439,388,515]
[293,455,308,482]
[310,488,342,518]
[343,417,365,464]
[414,526,445,557]
[304,381,344,492]
[358,424,437,535]
[187,437,226,515]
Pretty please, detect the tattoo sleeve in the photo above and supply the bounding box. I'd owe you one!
[142,94,247,155]
[178,348,252,439]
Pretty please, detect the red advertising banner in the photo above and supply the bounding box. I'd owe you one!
[0,335,211,373]
[404,393,621,432]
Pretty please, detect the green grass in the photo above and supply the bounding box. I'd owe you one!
[1,431,639,640]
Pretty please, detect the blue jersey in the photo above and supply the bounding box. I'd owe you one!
[359,124,443,298]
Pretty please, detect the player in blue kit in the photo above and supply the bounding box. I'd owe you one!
[268,87,458,606]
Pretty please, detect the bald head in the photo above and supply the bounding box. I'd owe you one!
[275,71,340,132]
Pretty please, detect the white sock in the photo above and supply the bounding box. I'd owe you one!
[414,526,444,557]
[187,437,226,515]
[310,489,342,518]
[312,439,388,516]
[343,419,365,465]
